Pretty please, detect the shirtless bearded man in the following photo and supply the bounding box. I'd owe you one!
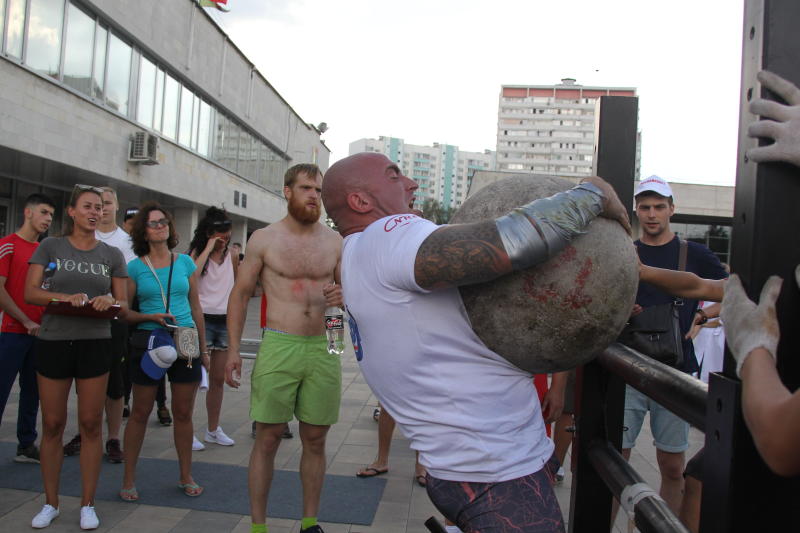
[226,163,343,533]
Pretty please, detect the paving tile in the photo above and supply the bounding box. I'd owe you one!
[171,509,242,532]
[0,296,698,532]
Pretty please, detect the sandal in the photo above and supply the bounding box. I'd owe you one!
[119,487,139,502]
[356,466,388,478]
[178,481,204,497]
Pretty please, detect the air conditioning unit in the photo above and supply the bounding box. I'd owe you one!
[128,132,159,165]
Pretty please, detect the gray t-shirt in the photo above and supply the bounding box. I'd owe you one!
[30,237,127,340]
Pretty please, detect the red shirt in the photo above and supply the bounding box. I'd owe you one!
[0,233,43,334]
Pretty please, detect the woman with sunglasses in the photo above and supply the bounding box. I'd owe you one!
[187,207,238,449]
[120,202,206,500]
[24,185,128,530]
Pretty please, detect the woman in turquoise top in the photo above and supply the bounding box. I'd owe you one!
[120,202,207,501]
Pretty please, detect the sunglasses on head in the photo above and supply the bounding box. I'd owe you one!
[211,220,232,229]
[73,184,104,196]
[146,218,170,229]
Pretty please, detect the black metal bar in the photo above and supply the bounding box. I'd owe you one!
[587,440,690,533]
[699,2,800,531]
[570,90,639,533]
[599,343,707,431]
[568,360,615,532]
[591,95,639,217]
[731,0,800,386]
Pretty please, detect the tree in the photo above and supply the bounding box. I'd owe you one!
[420,198,455,225]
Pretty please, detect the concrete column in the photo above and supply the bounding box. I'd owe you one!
[232,219,248,251]
[172,206,198,254]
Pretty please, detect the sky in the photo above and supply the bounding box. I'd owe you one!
[209,0,745,186]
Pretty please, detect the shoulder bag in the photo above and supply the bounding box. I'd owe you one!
[619,239,688,368]
[144,254,200,367]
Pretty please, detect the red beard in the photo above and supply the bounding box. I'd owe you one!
[288,198,321,224]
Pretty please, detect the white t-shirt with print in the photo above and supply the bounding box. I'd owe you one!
[341,214,553,483]
[96,227,136,265]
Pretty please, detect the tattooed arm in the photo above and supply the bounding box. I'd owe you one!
[414,176,629,290]
[414,221,512,290]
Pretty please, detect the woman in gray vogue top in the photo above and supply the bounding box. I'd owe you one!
[24,185,128,530]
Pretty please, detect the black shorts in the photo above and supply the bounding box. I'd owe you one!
[106,320,129,399]
[129,329,201,386]
[35,338,113,380]
[684,447,704,481]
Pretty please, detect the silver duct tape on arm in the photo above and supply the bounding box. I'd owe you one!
[495,182,604,270]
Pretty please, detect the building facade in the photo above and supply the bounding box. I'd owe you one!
[0,0,328,245]
[349,136,495,209]
[496,78,639,179]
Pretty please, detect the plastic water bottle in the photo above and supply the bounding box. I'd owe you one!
[324,305,345,355]
[41,262,57,290]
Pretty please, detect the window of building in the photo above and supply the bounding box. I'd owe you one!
[237,131,253,179]
[190,93,201,150]
[161,73,179,140]
[105,32,131,114]
[6,0,27,59]
[0,0,5,51]
[136,56,157,128]
[62,2,93,95]
[177,85,193,147]
[91,24,106,99]
[225,121,240,172]
[25,0,64,78]
[197,100,212,157]
[153,67,164,130]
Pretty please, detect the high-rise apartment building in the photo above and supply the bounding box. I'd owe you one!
[349,137,496,209]
[496,78,639,178]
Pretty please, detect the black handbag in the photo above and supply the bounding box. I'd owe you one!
[619,240,687,368]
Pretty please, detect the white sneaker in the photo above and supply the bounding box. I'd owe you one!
[31,504,59,528]
[555,466,566,483]
[192,435,205,451]
[205,426,235,446]
[80,505,99,530]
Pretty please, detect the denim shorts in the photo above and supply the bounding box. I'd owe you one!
[622,385,689,452]
[204,315,228,350]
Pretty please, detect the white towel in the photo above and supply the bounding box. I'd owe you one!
[200,366,209,392]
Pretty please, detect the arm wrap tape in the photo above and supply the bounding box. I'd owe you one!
[495,182,604,270]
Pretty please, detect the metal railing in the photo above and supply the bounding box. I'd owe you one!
[569,342,704,533]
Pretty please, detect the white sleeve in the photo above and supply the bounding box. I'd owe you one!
[372,216,439,293]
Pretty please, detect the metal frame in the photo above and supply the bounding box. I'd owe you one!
[570,93,638,532]
[699,1,800,531]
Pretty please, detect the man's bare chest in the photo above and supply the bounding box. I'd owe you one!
[265,240,336,280]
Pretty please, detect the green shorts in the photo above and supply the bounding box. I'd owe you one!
[250,330,341,426]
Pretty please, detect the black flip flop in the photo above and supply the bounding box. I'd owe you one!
[356,467,388,478]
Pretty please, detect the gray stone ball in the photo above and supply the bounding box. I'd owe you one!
[450,175,638,373]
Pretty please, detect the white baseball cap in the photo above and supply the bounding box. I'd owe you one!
[635,175,674,199]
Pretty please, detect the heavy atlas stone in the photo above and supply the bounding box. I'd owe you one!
[450,175,638,373]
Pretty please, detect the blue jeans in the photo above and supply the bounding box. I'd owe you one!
[0,332,39,447]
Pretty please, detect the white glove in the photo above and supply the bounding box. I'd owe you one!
[720,274,782,377]
[746,70,800,167]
